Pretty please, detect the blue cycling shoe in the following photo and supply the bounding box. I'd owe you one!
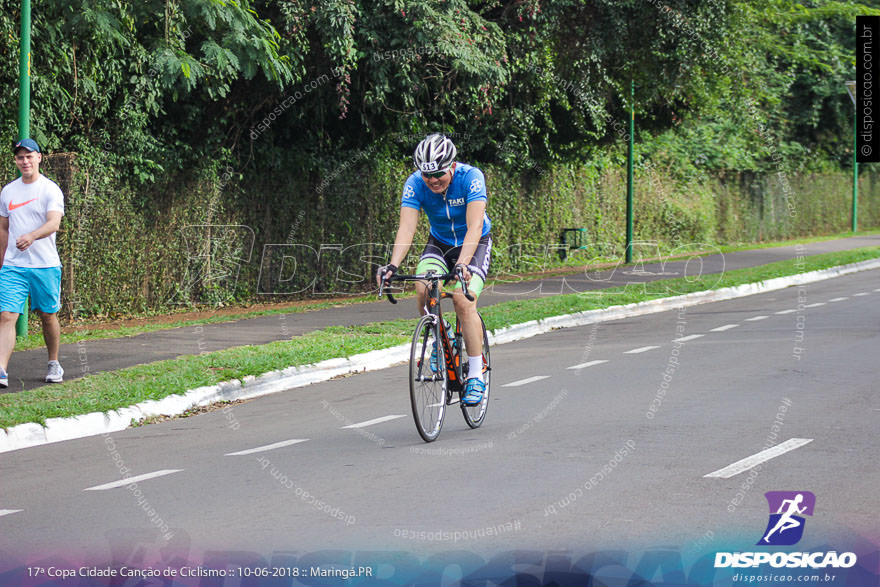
[461,378,486,406]
[430,342,440,372]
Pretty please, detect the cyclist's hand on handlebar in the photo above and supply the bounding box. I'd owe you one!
[376,263,398,287]
[454,263,471,285]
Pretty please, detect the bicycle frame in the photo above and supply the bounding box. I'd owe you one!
[380,270,472,391]
[381,268,491,440]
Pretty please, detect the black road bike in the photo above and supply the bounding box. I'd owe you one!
[380,269,491,442]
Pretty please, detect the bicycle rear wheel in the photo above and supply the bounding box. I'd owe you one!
[410,315,447,442]
[460,314,490,428]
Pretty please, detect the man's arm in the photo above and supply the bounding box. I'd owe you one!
[455,200,487,280]
[0,216,8,266]
[15,210,61,251]
[389,207,419,267]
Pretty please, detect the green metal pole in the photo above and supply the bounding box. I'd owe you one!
[18,0,30,137]
[853,103,858,233]
[626,80,634,264]
[15,0,31,338]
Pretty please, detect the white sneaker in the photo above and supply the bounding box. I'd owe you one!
[46,361,64,383]
[0,367,7,388]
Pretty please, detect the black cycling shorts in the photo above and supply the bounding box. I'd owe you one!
[416,233,492,285]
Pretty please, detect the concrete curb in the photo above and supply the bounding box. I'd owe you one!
[2,257,878,453]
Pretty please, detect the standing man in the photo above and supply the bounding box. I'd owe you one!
[0,138,65,387]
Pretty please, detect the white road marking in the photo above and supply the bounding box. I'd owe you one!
[828,297,848,302]
[503,375,551,387]
[567,360,609,370]
[0,510,22,517]
[874,288,880,292]
[775,309,797,315]
[624,346,660,354]
[342,415,406,429]
[710,324,739,332]
[804,302,825,308]
[704,438,813,479]
[225,439,310,456]
[745,315,769,322]
[673,334,704,343]
[84,469,183,491]
[853,292,869,297]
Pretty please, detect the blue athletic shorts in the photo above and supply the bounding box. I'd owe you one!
[0,265,62,314]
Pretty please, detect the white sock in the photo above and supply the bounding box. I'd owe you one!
[468,355,483,382]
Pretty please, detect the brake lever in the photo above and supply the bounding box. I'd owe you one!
[456,266,474,302]
[378,279,398,304]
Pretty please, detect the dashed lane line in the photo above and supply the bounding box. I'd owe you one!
[503,376,551,388]
[566,360,609,370]
[704,438,813,479]
[0,510,22,517]
[710,324,739,332]
[853,292,870,297]
[225,439,310,456]
[624,346,660,355]
[84,470,184,491]
[341,415,406,429]
[540,292,860,383]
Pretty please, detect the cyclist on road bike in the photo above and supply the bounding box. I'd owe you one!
[377,133,492,406]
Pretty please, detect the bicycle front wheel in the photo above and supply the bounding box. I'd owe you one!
[410,315,447,442]
[461,314,490,429]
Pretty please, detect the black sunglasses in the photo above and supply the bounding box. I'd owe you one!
[422,169,448,179]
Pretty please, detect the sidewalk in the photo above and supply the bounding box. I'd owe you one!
[3,234,878,394]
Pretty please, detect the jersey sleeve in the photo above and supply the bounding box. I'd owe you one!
[46,181,65,216]
[464,168,487,203]
[0,186,8,218]
[401,175,421,210]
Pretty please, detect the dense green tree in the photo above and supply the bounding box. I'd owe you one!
[0,0,875,179]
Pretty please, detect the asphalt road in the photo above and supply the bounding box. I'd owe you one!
[2,234,878,394]
[1,268,877,574]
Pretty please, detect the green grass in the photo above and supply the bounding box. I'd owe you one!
[2,245,878,430]
[11,230,878,352]
[0,326,415,429]
[482,246,880,328]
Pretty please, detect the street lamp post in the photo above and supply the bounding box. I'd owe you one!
[626,80,634,263]
[845,80,857,233]
[16,0,31,338]
[18,0,30,138]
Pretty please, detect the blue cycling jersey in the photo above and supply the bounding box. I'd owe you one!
[401,162,492,247]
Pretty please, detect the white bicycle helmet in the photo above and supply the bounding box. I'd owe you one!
[413,134,457,173]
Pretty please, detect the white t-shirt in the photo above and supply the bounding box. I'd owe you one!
[0,174,65,268]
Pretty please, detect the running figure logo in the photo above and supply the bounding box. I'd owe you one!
[758,491,816,546]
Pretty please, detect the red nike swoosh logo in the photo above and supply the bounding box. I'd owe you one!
[8,198,36,210]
